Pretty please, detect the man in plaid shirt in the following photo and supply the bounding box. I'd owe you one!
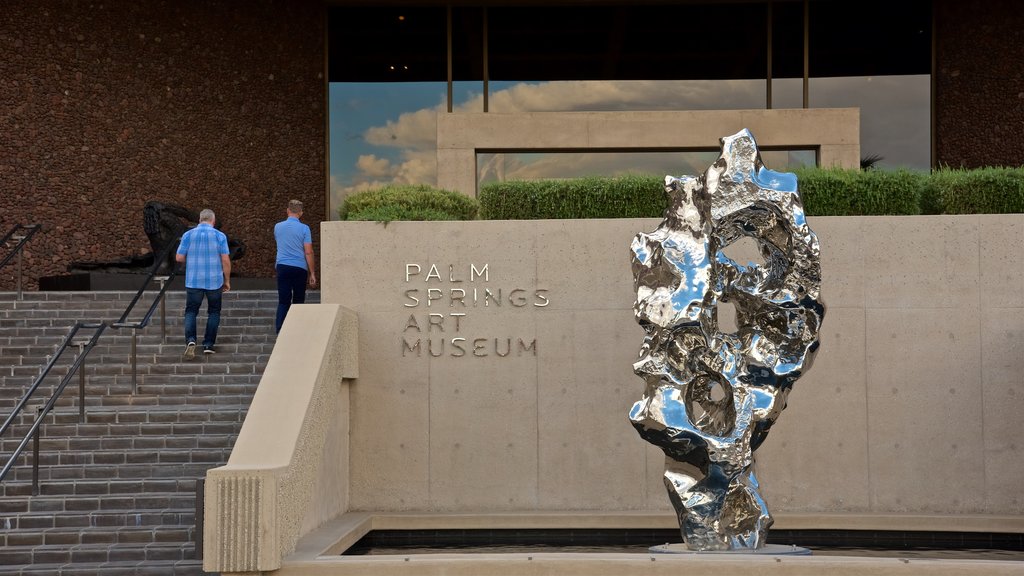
[175,208,231,360]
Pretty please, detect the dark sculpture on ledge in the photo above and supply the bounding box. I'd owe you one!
[69,201,245,275]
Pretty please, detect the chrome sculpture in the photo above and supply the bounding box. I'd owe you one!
[629,129,825,551]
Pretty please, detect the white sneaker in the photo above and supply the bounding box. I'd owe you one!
[183,341,196,361]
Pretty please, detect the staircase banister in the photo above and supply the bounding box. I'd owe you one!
[0,321,106,484]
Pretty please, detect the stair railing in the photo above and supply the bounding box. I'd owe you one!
[0,321,106,493]
[0,223,42,300]
[109,237,182,393]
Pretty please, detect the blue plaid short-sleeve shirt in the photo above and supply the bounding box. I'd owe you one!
[177,223,229,290]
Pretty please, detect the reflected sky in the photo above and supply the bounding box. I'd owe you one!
[329,76,930,218]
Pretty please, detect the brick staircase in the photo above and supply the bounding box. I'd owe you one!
[0,290,310,575]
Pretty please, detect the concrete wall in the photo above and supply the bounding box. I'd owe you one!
[322,215,1023,517]
[0,0,326,290]
[437,109,861,196]
[204,304,358,573]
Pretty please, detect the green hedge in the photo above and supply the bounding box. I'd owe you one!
[478,174,666,219]
[340,168,1023,222]
[922,167,1024,215]
[339,185,479,221]
[794,167,924,216]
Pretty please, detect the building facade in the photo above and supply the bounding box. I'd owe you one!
[1,0,1021,290]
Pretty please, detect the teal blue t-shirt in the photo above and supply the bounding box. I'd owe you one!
[274,216,311,270]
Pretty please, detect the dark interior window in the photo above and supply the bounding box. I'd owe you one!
[327,2,931,83]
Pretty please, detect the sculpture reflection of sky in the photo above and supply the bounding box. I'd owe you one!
[328,76,930,218]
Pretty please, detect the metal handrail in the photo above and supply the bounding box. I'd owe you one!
[109,237,182,392]
[0,223,42,300]
[113,236,181,326]
[0,322,106,493]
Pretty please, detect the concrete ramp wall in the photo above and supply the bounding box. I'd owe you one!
[322,216,1023,517]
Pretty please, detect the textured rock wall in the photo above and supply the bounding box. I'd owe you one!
[935,0,1024,168]
[0,0,325,290]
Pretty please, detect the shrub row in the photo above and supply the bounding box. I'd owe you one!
[794,168,924,216]
[339,168,1024,221]
[477,175,667,220]
[923,167,1024,215]
[339,185,479,221]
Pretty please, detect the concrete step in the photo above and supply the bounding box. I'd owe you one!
[0,289,296,576]
[4,447,233,473]
[0,507,195,527]
[0,559,208,576]
[0,542,198,569]
[0,524,194,548]
[0,477,207,498]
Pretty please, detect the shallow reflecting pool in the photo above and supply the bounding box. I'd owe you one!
[342,529,1024,561]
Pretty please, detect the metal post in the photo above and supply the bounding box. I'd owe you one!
[130,328,138,394]
[77,342,87,423]
[14,236,24,301]
[158,276,168,343]
[32,408,41,496]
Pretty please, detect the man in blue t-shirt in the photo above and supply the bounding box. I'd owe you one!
[175,208,231,360]
[273,199,317,333]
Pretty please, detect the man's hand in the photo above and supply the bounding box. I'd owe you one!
[308,273,317,287]
[222,280,231,293]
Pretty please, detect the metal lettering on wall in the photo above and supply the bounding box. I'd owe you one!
[629,129,825,551]
[401,263,548,358]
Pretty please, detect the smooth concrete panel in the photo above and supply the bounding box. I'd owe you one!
[427,311,540,510]
[436,112,591,149]
[301,384,350,535]
[758,307,871,513]
[861,216,981,309]
[321,222,404,311]
[981,307,1024,512]
[436,109,860,195]
[322,216,1024,518]
[536,310,648,510]
[435,148,477,198]
[865,308,986,513]
[980,215,1024,308]
[348,310,431,511]
[535,219,651,312]
[811,216,865,310]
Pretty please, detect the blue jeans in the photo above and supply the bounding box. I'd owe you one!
[276,264,308,333]
[184,287,222,347]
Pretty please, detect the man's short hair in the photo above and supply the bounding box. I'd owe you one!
[288,200,304,213]
[199,209,215,222]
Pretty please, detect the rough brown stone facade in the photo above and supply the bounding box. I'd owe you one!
[935,0,1024,168]
[0,0,325,290]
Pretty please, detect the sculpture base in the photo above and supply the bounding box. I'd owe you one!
[650,543,812,555]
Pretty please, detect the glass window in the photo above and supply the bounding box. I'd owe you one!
[811,75,930,169]
[328,7,447,218]
[329,83,445,217]
[808,0,931,169]
[327,1,933,217]
[488,4,768,82]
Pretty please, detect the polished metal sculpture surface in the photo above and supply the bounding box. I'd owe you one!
[629,129,825,551]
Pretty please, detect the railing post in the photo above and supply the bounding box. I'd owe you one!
[157,276,168,343]
[14,235,25,301]
[32,407,41,496]
[130,328,138,394]
[76,341,87,424]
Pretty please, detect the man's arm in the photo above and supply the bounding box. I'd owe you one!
[175,253,185,263]
[220,254,231,292]
[304,242,317,287]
